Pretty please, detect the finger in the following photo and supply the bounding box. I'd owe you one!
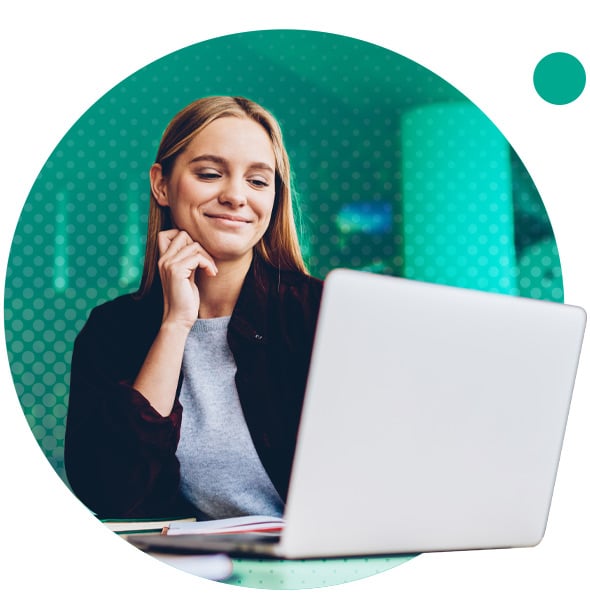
[178,238,217,273]
[172,246,218,278]
[160,232,218,274]
[160,243,218,277]
[157,229,191,258]
[157,229,181,258]
[158,229,217,266]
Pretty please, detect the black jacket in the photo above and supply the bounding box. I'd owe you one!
[65,257,323,518]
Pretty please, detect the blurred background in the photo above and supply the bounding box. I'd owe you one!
[4,30,561,483]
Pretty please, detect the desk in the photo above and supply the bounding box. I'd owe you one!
[148,552,413,590]
[119,525,418,589]
[224,554,417,590]
[148,547,417,589]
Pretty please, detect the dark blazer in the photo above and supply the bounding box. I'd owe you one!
[65,256,323,518]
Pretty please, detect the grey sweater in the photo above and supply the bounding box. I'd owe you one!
[176,316,284,520]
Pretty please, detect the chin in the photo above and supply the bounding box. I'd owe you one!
[208,244,256,264]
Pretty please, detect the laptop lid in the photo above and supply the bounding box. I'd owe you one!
[279,269,586,558]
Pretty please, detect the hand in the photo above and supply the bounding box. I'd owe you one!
[157,229,218,329]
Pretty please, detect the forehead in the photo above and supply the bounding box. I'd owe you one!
[184,116,276,167]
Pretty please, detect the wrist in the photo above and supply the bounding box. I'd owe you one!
[159,318,194,338]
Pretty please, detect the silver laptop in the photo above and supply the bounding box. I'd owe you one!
[131,269,586,559]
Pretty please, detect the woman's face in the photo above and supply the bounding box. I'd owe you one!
[151,116,276,265]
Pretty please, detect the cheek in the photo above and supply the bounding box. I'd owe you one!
[169,182,207,214]
[262,193,276,222]
[259,205,274,233]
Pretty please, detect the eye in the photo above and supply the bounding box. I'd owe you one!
[197,171,222,180]
[248,177,271,188]
[194,166,222,180]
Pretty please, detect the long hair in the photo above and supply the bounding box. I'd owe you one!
[135,96,307,297]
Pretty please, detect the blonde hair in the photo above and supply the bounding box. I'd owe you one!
[136,96,307,297]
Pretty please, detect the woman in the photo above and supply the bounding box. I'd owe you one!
[65,96,323,520]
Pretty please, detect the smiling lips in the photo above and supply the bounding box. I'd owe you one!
[205,213,252,224]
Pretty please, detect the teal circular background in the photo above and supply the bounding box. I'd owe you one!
[4,29,563,590]
[533,52,586,104]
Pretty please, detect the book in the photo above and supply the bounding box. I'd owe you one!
[101,516,197,534]
[165,515,284,536]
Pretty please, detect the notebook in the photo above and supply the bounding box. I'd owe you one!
[130,269,586,559]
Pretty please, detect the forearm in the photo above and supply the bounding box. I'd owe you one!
[66,358,186,517]
[66,408,184,518]
[65,293,193,517]
[133,321,191,417]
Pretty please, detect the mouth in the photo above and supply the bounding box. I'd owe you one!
[205,213,252,223]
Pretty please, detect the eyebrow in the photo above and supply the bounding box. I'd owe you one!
[188,154,275,173]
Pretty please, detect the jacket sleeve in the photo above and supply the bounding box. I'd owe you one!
[64,299,191,519]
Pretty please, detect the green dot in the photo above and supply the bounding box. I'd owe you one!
[534,52,586,105]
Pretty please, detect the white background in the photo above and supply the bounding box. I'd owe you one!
[2,1,588,614]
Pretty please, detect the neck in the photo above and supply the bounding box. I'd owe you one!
[195,252,253,319]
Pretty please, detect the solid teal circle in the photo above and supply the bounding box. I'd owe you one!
[533,52,586,104]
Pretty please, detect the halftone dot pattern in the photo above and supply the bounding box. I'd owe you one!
[226,555,416,589]
[517,238,564,301]
[402,103,518,293]
[4,30,563,590]
[533,52,586,105]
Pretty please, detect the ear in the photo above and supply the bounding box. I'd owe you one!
[150,163,169,206]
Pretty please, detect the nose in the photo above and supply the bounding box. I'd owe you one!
[218,177,247,208]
